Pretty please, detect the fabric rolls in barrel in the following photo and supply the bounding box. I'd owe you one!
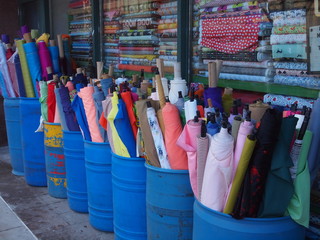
[38,41,53,80]
[7,51,20,97]
[93,86,107,142]
[162,102,188,169]
[121,91,138,140]
[197,133,210,201]
[0,43,16,97]
[136,99,161,167]
[48,46,61,74]
[223,136,256,214]
[258,117,298,218]
[55,88,67,129]
[47,81,56,123]
[78,86,103,143]
[287,130,312,228]
[39,81,48,122]
[177,120,202,198]
[24,42,41,97]
[14,54,26,97]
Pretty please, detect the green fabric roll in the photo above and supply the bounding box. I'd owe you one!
[39,81,48,122]
[31,29,39,39]
[222,93,233,115]
[287,130,313,228]
[258,117,298,218]
[16,40,35,98]
[223,136,256,214]
[231,118,242,142]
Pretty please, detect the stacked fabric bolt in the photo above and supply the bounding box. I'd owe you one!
[268,0,311,13]
[68,0,93,68]
[118,1,160,73]
[157,1,178,73]
[198,0,275,83]
[270,8,320,89]
[103,1,121,72]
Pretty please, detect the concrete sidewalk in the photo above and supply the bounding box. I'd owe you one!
[0,146,114,240]
[0,196,37,240]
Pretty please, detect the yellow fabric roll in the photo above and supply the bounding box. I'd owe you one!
[16,40,35,97]
[120,54,157,61]
[222,93,233,115]
[223,136,257,214]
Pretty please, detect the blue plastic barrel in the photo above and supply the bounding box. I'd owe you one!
[20,97,46,186]
[3,97,24,175]
[193,200,305,240]
[44,122,66,198]
[146,164,194,240]
[112,152,147,240]
[63,131,88,213]
[84,140,113,231]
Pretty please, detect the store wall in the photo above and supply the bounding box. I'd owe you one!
[50,0,69,37]
[0,0,20,41]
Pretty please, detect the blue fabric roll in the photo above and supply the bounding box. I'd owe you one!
[55,88,69,131]
[100,78,113,98]
[308,98,320,183]
[207,122,220,136]
[48,46,61,75]
[14,55,26,97]
[23,42,41,97]
[63,40,73,76]
[93,86,107,142]
[114,99,136,157]
[71,84,91,141]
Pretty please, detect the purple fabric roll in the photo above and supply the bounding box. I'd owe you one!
[21,25,29,35]
[38,41,53,80]
[1,34,9,44]
[204,87,223,112]
[59,85,80,131]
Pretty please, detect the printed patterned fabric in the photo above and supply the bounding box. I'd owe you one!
[270,34,306,45]
[276,69,309,77]
[270,9,306,20]
[274,75,320,89]
[221,66,275,77]
[263,94,315,108]
[272,44,307,60]
[219,73,272,82]
[201,51,271,62]
[200,16,261,53]
[201,0,254,8]
[273,25,306,35]
[200,8,265,19]
[117,29,156,36]
[273,62,307,70]
[220,60,272,68]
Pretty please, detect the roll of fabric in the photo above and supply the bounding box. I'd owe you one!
[101,78,113,97]
[121,91,138,140]
[177,120,202,198]
[62,39,73,76]
[115,97,136,157]
[223,135,256,214]
[249,102,270,123]
[47,81,56,123]
[65,81,74,92]
[184,100,198,122]
[197,133,210,201]
[232,109,282,218]
[207,121,220,136]
[263,94,315,109]
[204,87,223,111]
[274,75,320,90]
[0,43,16,97]
[147,105,171,169]
[6,51,20,97]
[233,120,254,175]
[54,88,64,126]
[14,54,26,97]
[168,79,188,104]
[136,99,161,167]
[219,73,272,82]
[287,130,312,228]
[107,93,130,157]
[118,64,157,73]
[231,117,242,142]
[221,66,275,77]
[48,46,61,74]
[71,84,91,141]
[78,86,103,143]
[23,42,41,97]
[59,85,80,131]
[258,117,298,218]
[201,126,234,211]
[308,99,320,182]
[38,41,53,80]
[222,90,233,115]
[93,86,107,141]
[162,102,188,169]
[101,96,114,151]
[39,81,48,122]
[272,44,307,60]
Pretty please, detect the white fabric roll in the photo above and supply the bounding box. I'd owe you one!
[184,100,197,122]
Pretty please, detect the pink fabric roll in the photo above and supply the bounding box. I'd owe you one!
[177,120,201,198]
[201,127,234,211]
[54,100,61,123]
[38,41,53,80]
[65,81,74,92]
[233,120,254,176]
[162,102,188,170]
[7,52,20,96]
[78,86,103,143]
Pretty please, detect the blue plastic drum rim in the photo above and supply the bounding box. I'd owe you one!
[111,151,145,161]
[145,163,190,174]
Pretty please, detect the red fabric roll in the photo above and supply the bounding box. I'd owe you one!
[121,91,138,139]
[118,64,157,73]
[47,81,56,123]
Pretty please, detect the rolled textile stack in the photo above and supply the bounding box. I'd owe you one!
[269,7,320,89]
[118,1,160,73]
[68,0,93,68]
[103,1,121,72]
[196,0,275,83]
[157,1,178,73]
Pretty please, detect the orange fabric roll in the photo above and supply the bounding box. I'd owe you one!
[118,64,157,73]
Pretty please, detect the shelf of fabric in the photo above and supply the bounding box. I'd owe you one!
[192,75,320,99]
